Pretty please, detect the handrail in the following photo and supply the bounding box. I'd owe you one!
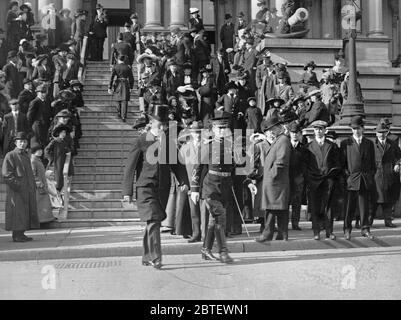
[78,35,89,82]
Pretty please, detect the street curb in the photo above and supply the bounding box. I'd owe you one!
[1,234,400,262]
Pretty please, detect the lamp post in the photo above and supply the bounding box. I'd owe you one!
[339,2,365,125]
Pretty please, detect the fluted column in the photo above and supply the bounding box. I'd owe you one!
[144,0,162,29]
[170,0,185,29]
[368,0,385,37]
[251,0,259,19]
[62,0,83,15]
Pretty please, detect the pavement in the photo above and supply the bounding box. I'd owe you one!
[1,219,401,262]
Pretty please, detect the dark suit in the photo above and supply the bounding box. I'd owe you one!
[32,66,52,82]
[122,31,136,50]
[18,89,36,114]
[163,71,183,98]
[110,42,134,66]
[90,14,109,61]
[27,97,52,147]
[109,63,134,120]
[220,23,235,50]
[210,56,230,95]
[307,139,341,236]
[305,100,331,126]
[3,62,23,99]
[122,131,187,264]
[1,112,30,155]
[242,48,258,92]
[215,94,242,130]
[341,137,376,233]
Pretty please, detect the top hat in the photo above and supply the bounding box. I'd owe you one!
[376,123,389,133]
[52,125,71,138]
[261,116,281,132]
[132,113,149,130]
[189,7,200,14]
[13,131,28,141]
[311,120,328,129]
[304,61,317,71]
[289,122,302,133]
[225,13,232,20]
[148,104,170,123]
[350,116,364,129]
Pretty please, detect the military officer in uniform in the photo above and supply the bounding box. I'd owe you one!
[190,117,235,264]
[122,105,188,269]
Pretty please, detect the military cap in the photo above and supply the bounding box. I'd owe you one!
[311,120,328,129]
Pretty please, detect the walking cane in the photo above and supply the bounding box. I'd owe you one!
[231,186,251,238]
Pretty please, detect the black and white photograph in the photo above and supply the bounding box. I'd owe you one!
[0,0,401,304]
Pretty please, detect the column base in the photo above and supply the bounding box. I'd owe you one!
[368,32,388,39]
[169,24,187,30]
[144,23,163,30]
[338,100,366,126]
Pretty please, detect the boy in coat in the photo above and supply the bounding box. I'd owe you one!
[245,97,262,133]
[2,131,39,242]
[341,116,376,240]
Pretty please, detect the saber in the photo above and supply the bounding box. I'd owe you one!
[231,187,251,238]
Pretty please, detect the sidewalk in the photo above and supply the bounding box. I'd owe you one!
[0,220,401,262]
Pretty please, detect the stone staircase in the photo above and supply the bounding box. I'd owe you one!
[52,60,142,228]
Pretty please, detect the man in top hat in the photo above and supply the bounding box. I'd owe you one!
[211,48,231,96]
[1,99,31,155]
[2,50,23,99]
[110,33,134,66]
[304,89,330,127]
[71,9,87,56]
[18,78,36,114]
[27,84,52,148]
[108,55,134,122]
[307,120,342,240]
[123,104,188,269]
[341,116,376,240]
[190,116,236,263]
[189,8,204,31]
[249,115,292,242]
[371,122,401,228]
[2,131,39,243]
[220,14,235,61]
[256,55,276,116]
[241,38,258,93]
[288,122,308,231]
[89,3,109,61]
[59,8,72,43]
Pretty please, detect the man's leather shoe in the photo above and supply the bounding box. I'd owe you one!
[13,237,27,243]
[188,236,201,243]
[292,226,302,231]
[219,252,234,264]
[255,236,272,243]
[385,222,397,228]
[344,232,351,241]
[362,231,375,240]
[22,235,33,242]
[326,234,336,240]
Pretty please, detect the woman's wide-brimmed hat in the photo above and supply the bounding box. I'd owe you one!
[304,61,317,71]
[52,125,71,138]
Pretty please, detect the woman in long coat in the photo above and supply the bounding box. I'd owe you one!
[2,132,39,242]
[31,145,55,224]
[6,2,20,50]
[197,66,216,124]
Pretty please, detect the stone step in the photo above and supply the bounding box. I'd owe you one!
[85,80,114,86]
[84,85,112,91]
[79,142,131,151]
[72,181,123,190]
[75,150,129,159]
[80,115,139,122]
[70,190,123,201]
[79,121,134,130]
[74,166,124,175]
[73,172,124,182]
[48,218,142,229]
[79,135,138,144]
[69,199,136,211]
[75,156,127,165]
[82,105,140,112]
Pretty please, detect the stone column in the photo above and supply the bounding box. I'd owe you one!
[321,0,335,38]
[62,0,83,14]
[368,0,385,37]
[170,0,185,29]
[251,0,259,20]
[38,0,53,20]
[275,0,286,17]
[144,0,162,29]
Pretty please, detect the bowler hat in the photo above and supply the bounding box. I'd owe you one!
[350,116,364,129]
[148,104,170,123]
[225,13,232,20]
[376,123,389,133]
[261,116,281,132]
[52,125,71,138]
[326,130,338,140]
[14,132,28,141]
[311,120,328,129]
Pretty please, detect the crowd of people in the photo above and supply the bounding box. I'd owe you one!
[1,1,89,242]
[112,7,401,268]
